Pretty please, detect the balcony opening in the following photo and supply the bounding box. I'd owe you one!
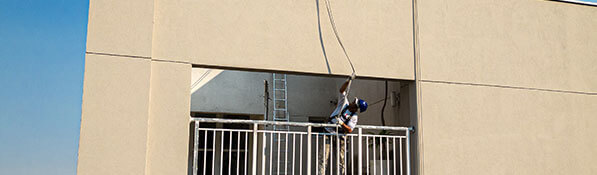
[188,67,417,175]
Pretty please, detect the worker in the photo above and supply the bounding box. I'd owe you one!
[319,75,368,175]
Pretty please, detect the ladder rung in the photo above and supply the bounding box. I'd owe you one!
[273,88,286,91]
[273,79,286,81]
[274,99,286,101]
[274,108,287,111]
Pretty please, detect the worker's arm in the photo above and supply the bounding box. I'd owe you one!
[339,80,350,93]
[339,74,355,93]
[341,123,353,133]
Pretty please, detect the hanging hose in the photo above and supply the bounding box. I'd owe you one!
[323,0,355,74]
[322,0,357,95]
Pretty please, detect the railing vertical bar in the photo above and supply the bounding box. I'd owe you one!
[358,128,362,175]
[292,133,295,175]
[380,137,383,175]
[306,126,312,175]
[328,135,331,175]
[229,131,232,175]
[336,127,340,175]
[351,136,354,175]
[246,131,249,175]
[366,136,369,175]
[220,131,224,175]
[193,121,199,175]
[399,138,403,175]
[203,129,207,175]
[379,136,383,175]
[237,131,241,175]
[261,131,266,175]
[405,131,411,175]
[269,133,273,175]
[315,134,319,175]
[212,131,216,175]
[299,133,303,175]
[252,124,258,175]
[277,133,281,175]
[285,133,289,174]
[373,136,376,175]
[343,135,347,175]
[386,137,390,175]
[393,138,396,175]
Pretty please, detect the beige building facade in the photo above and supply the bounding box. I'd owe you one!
[78,0,597,174]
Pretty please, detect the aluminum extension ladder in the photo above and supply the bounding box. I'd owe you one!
[272,73,290,174]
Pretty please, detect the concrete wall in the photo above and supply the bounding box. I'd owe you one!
[80,0,597,174]
[152,0,414,79]
[79,0,192,175]
[416,0,597,174]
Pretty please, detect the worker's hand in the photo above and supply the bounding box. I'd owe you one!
[350,73,356,80]
[337,118,345,125]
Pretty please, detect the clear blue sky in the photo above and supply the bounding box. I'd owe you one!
[0,0,88,174]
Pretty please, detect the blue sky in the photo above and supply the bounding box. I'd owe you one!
[0,0,88,174]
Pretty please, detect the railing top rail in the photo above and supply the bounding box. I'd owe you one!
[191,117,413,131]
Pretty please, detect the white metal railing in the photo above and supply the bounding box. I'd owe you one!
[191,117,413,175]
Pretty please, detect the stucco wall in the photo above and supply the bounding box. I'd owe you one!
[78,54,152,175]
[80,0,597,174]
[420,82,597,174]
[152,0,414,79]
[417,1,597,174]
[418,0,597,92]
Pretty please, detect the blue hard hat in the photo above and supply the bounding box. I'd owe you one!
[356,98,368,113]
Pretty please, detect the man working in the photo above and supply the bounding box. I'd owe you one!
[319,75,368,175]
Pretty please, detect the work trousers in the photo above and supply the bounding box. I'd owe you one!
[319,134,346,175]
